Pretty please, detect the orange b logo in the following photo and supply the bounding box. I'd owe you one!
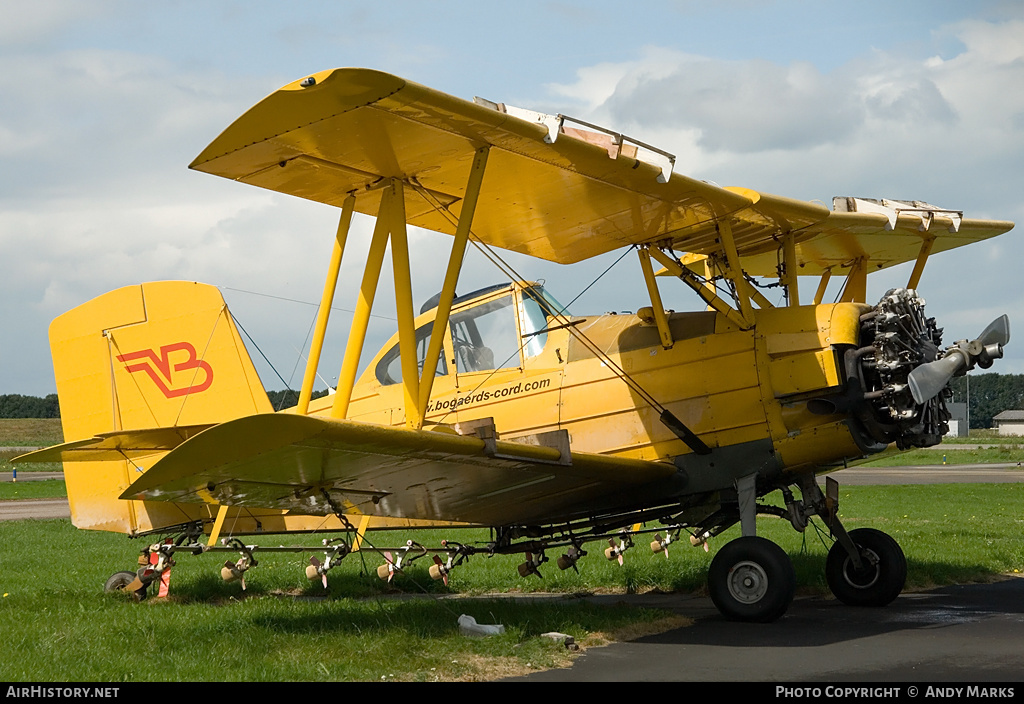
[117,342,214,399]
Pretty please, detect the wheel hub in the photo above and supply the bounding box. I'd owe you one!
[842,548,881,589]
[728,560,769,604]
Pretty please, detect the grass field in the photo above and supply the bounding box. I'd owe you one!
[3,419,1024,681]
[0,418,63,447]
[861,445,1024,466]
[0,418,64,483]
[1,483,1022,681]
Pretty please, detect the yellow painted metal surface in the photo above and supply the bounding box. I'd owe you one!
[190,68,1011,273]
[35,280,455,536]
[121,413,676,527]
[35,276,920,532]
[47,282,272,534]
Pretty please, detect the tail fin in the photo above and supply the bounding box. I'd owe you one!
[50,281,271,533]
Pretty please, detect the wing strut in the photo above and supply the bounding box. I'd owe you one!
[906,234,936,290]
[646,246,750,330]
[637,247,674,349]
[291,150,491,426]
[297,194,355,415]
[415,146,490,425]
[331,185,395,419]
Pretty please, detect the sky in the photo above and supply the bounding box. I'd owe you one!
[1,0,1023,396]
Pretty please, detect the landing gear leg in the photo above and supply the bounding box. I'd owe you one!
[803,476,907,607]
[708,474,796,622]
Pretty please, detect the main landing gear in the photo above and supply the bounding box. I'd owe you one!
[703,475,906,622]
[708,536,796,623]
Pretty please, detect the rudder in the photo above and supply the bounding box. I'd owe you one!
[50,281,271,533]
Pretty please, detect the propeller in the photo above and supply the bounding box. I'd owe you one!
[908,315,1010,404]
[429,554,449,586]
[604,538,625,566]
[376,551,398,583]
[650,533,670,559]
[306,556,328,588]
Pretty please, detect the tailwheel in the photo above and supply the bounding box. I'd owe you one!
[708,536,795,623]
[826,528,906,607]
[103,570,148,602]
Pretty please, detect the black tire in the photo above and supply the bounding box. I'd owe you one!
[103,570,148,601]
[708,536,796,623]
[826,528,906,607]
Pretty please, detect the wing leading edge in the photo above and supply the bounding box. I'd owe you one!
[120,414,678,527]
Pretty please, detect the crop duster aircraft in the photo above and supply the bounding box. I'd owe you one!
[16,68,1015,622]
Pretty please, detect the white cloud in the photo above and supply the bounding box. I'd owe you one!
[543,17,1024,371]
[3,8,1022,396]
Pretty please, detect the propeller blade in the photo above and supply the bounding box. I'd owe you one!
[158,568,171,598]
[913,313,1007,401]
[909,354,966,404]
[909,314,1010,404]
[978,314,1010,347]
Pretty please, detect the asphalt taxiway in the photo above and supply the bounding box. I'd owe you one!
[510,578,1024,681]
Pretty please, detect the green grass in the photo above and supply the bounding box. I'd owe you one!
[0,418,63,447]
[0,479,66,500]
[2,419,1023,680]
[0,521,679,682]
[1,483,1022,681]
[862,445,1024,466]
[1,450,63,481]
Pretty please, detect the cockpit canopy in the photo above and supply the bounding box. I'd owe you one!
[374,282,567,386]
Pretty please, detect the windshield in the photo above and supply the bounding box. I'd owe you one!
[520,285,569,358]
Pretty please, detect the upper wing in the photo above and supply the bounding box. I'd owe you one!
[732,191,1013,277]
[191,68,1012,269]
[120,413,678,527]
[189,68,778,264]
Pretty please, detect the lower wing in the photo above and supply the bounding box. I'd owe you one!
[118,414,679,527]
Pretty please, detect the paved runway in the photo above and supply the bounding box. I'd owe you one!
[511,578,1024,681]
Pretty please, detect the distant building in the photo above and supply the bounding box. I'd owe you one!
[945,402,968,438]
[992,410,1024,436]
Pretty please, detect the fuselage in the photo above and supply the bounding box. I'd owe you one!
[306,281,875,494]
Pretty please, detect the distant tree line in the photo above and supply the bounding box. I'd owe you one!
[267,388,330,411]
[948,373,1024,429]
[0,394,60,418]
[0,390,332,418]
[2,377,1022,426]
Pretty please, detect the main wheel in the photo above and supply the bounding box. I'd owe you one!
[708,536,796,623]
[825,528,906,607]
[103,570,148,601]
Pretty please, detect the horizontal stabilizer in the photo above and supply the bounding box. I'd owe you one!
[13,425,213,464]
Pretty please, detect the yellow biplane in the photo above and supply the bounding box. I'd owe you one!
[16,68,1014,622]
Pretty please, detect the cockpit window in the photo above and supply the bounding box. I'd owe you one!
[375,322,447,386]
[449,294,521,373]
[520,286,568,358]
